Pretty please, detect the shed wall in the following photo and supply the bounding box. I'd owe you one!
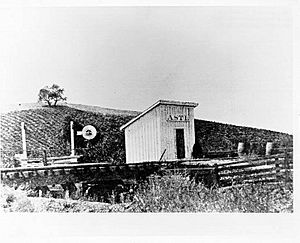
[124,107,161,163]
[159,104,195,160]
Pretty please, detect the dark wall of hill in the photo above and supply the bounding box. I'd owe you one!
[0,106,293,167]
[194,119,292,153]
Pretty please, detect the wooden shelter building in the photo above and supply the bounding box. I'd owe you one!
[120,100,198,163]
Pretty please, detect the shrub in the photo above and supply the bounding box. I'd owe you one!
[192,140,203,158]
[60,112,135,164]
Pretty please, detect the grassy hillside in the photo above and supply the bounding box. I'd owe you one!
[0,104,292,167]
[194,119,292,153]
[1,102,140,116]
[0,105,136,167]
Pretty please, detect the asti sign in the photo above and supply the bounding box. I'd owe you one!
[167,114,189,121]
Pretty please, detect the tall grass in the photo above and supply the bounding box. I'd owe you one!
[126,173,293,213]
[1,173,293,213]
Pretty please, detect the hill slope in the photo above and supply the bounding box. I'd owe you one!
[1,102,140,116]
[0,105,136,166]
[0,104,292,167]
[194,119,292,153]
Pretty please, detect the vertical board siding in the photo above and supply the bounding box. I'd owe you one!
[124,103,196,163]
[125,108,161,163]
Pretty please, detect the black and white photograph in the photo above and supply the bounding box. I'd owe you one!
[0,0,299,242]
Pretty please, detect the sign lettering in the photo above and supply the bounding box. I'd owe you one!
[167,114,188,121]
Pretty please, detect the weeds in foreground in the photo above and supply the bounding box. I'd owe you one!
[1,173,293,213]
[126,174,293,213]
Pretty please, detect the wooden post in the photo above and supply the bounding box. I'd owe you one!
[70,121,75,156]
[43,150,48,166]
[275,157,280,181]
[213,163,219,187]
[75,182,83,197]
[237,142,244,157]
[284,149,289,169]
[284,150,290,184]
[265,142,273,156]
[21,122,27,158]
[65,189,70,199]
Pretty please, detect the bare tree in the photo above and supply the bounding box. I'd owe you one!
[38,84,67,107]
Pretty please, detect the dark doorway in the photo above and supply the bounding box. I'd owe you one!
[176,129,185,159]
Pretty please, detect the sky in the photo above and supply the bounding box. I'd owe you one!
[0,6,294,133]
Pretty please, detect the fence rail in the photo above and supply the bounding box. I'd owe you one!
[160,152,293,187]
[0,151,293,189]
[216,152,292,186]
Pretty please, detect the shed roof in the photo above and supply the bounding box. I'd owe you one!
[120,100,198,130]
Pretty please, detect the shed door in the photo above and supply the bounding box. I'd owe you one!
[176,129,185,159]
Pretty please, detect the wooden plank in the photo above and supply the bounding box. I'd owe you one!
[220,175,276,184]
[221,168,290,180]
[218,153,290,167]
[46,155,82,161]
[217,158,268,168]
[221,178,278,186]
[278,163,293,168]
[165,167,212,172]
[177,164,214,169]
[219,167,275,177]
[220,171,277,182]
[243,178,278,184]
[27,158,42,163]
[0,162,110,173]
[218,160,276,171]
[164,168,211,174]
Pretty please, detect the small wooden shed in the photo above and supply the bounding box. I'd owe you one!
[120,100,198,163]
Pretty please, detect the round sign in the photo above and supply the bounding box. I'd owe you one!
[82,125,97,140]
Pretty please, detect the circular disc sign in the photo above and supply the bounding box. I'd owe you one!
[82,125,97,140]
